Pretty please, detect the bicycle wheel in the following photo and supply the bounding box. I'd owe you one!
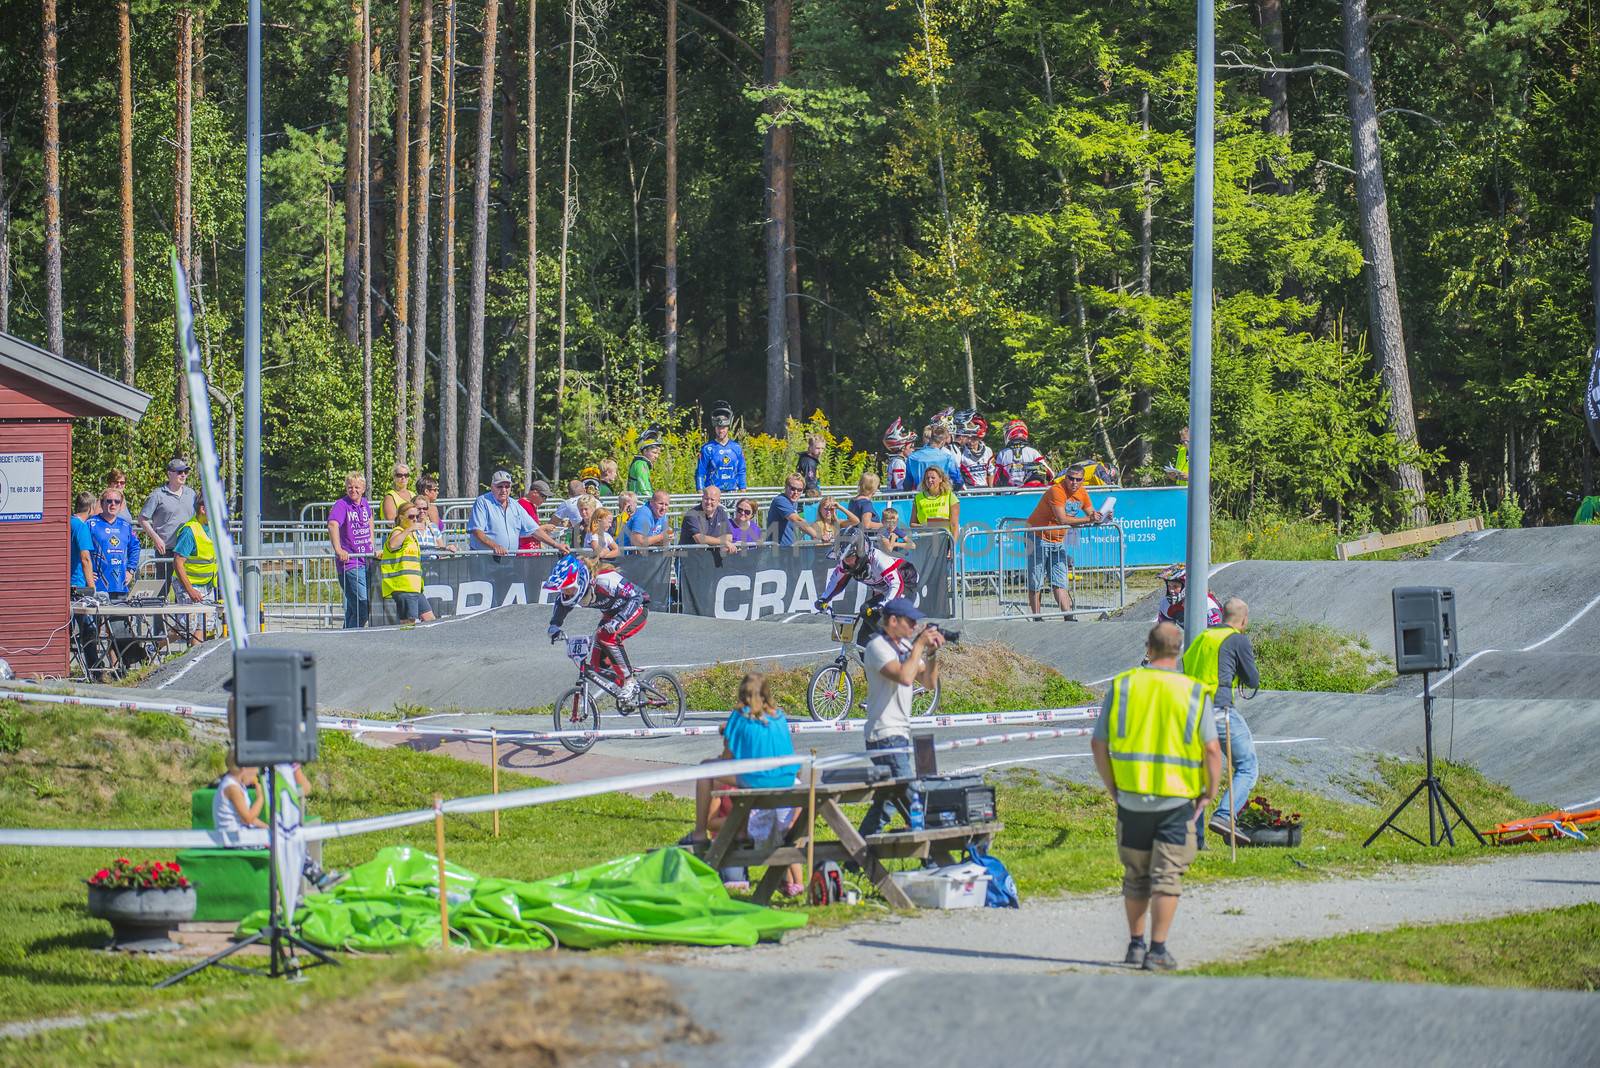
[911,677,940,717]
[807,661,854,722]
[553,685,598,754]
[636,669,686,728]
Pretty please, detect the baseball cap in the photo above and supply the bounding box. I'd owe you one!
[880,597,925,623]
[528,479,553,497]
[167,458,190,473]
[491,469,514,486]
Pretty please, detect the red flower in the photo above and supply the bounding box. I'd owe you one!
[168,862,181,872]
[94,869,110,880]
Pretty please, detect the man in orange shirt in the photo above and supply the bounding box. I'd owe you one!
[1025,463,1104,619]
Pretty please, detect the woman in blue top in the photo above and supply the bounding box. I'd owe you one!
[722,673,805,897]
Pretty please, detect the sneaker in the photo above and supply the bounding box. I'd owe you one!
[312,868,347,892]
[1142,947,1178,972]
[1124,940,1147,967]
[1208,818,1251,845]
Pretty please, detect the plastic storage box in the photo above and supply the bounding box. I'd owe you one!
[889,862,991,909]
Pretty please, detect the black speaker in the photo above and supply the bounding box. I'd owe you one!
[232,648,318,765]
[1392,587,1458,675]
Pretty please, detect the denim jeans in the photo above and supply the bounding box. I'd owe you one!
[338,565,370,629]
[858,736,913,839]
[1210,707,1259,824]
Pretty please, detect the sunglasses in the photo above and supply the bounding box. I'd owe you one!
[403,512,421,520]
[736,508,753,516]
[394,472,410,479]
[102,497,123,504]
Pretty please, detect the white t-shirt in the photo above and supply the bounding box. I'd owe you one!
[212,773,251,838]
[863,634,914,743]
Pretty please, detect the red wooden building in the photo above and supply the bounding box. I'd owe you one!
[0,331,150,679]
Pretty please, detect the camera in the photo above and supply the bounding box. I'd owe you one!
[924,623,961,645]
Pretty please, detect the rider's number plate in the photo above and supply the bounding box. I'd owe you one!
[565,635,593,663]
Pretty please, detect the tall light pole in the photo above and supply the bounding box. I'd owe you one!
[1184,0,1215,651]
[243,0,263,631]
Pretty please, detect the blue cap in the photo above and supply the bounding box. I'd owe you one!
[880,597,924,623]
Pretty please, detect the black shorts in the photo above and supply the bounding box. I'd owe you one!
[1115,803,1194,850]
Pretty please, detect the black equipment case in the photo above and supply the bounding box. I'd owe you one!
[913,774,997,827]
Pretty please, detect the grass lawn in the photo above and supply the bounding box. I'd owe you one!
[1252,621,1394,693]
[1193,904,1600,990]
[1,695,1588,1063]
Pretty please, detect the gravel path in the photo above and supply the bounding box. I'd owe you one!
[687,848,1600,974]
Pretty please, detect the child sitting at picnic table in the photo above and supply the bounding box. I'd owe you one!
[722,673,806,897]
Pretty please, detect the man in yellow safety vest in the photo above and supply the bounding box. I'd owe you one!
[1183,597,1261,848]
[172,493,217,603]
[1092,622,1222,971]
[379,499,435,624]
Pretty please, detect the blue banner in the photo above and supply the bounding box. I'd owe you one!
[806,487,1186,570]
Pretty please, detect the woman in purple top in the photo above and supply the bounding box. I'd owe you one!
[729,498,764,544]
[326,472,374,629]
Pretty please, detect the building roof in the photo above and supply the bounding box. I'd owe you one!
[0,330,151,421]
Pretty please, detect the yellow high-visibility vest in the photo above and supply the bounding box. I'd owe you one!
[1182,625,1238,698]
[176,517,216,587]
[1105,667,1210,798]
[379,529,424,596]
[913,490,954,525]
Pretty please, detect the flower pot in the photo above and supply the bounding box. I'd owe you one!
[1242,824,1303,848]
[86,885,197,952]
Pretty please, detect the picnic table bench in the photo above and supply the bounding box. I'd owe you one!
[695,780,1002,909]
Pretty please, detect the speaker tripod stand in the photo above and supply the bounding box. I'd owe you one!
[1363,671,1484,848]
[156,767,338,987]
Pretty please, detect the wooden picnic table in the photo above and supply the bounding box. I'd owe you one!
[697,779,1003,909]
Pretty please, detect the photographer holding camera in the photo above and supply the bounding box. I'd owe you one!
[858,598,947,839]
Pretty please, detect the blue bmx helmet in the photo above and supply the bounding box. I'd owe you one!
[543,554,592,607]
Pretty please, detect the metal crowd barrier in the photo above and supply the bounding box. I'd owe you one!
[954,519,1125,621]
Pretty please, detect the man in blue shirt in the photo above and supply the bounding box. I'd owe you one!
[626,490,671,548]
[903,424,965,492]
[765,475,820,546]
[87,487,141,597]
[469,469,546,555]
[69,491,97,591]
[695,402,747,491]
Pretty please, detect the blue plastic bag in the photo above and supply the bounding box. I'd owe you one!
[965,844,1019,908]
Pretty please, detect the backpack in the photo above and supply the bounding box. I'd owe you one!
[965,844,1020,908]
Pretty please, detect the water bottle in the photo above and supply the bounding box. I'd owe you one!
[908,787,925,832]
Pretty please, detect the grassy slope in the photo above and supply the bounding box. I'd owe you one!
[1194,904,1600,990]
[680,640,1097,717]
[2,696,1589,1061]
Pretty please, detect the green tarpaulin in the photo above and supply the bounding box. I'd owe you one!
[240,846,807,951]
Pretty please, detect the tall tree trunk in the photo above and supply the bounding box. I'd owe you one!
[173,5,193,437]
[462,0,501,493]
[324,178,333,319]
[393,0,412,464]
[662,0,679,403]
[41,0,64,357]
[0,135,10,334]
[521,0,539,478]
[409,0,435,470]
[118,1,136,386]
[1257,0,1291,193]
[439,0,461,495]
[1130,73,1153,471]
[1343,0,1427,523]
[342,6,363,343]
[761,0,791,433]
[189,8,205,297]
[915,0,976,411]
[785,175,803,418]
[553,0,578,481]
[361,3,375,487]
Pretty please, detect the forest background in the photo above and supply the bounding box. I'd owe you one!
[1,0,1596,527]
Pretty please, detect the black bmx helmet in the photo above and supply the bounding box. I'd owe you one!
[841,529,872,578]
[710,400,734,429]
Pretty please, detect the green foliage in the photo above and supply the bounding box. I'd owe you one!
[1252,622,1394,693]
[1211,511,1339,562]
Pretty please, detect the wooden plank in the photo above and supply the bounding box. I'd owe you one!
[817,797,915,909]
[703,798,752,870]
[1336,517,1483,560]
[864,822,1004,847]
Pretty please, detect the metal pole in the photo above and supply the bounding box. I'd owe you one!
[243,0,263,633]
[1184,0,1215,652]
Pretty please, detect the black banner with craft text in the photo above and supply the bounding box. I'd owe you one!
[372,552,676,623]
[674,539,952,620]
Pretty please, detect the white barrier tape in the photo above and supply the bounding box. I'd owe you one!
[0,827,268,849]
[1,689,1097,745]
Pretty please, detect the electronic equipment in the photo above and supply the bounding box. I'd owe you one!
[231,648,318,765]
[913,774,997,828]
[1392,586,1458,675]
